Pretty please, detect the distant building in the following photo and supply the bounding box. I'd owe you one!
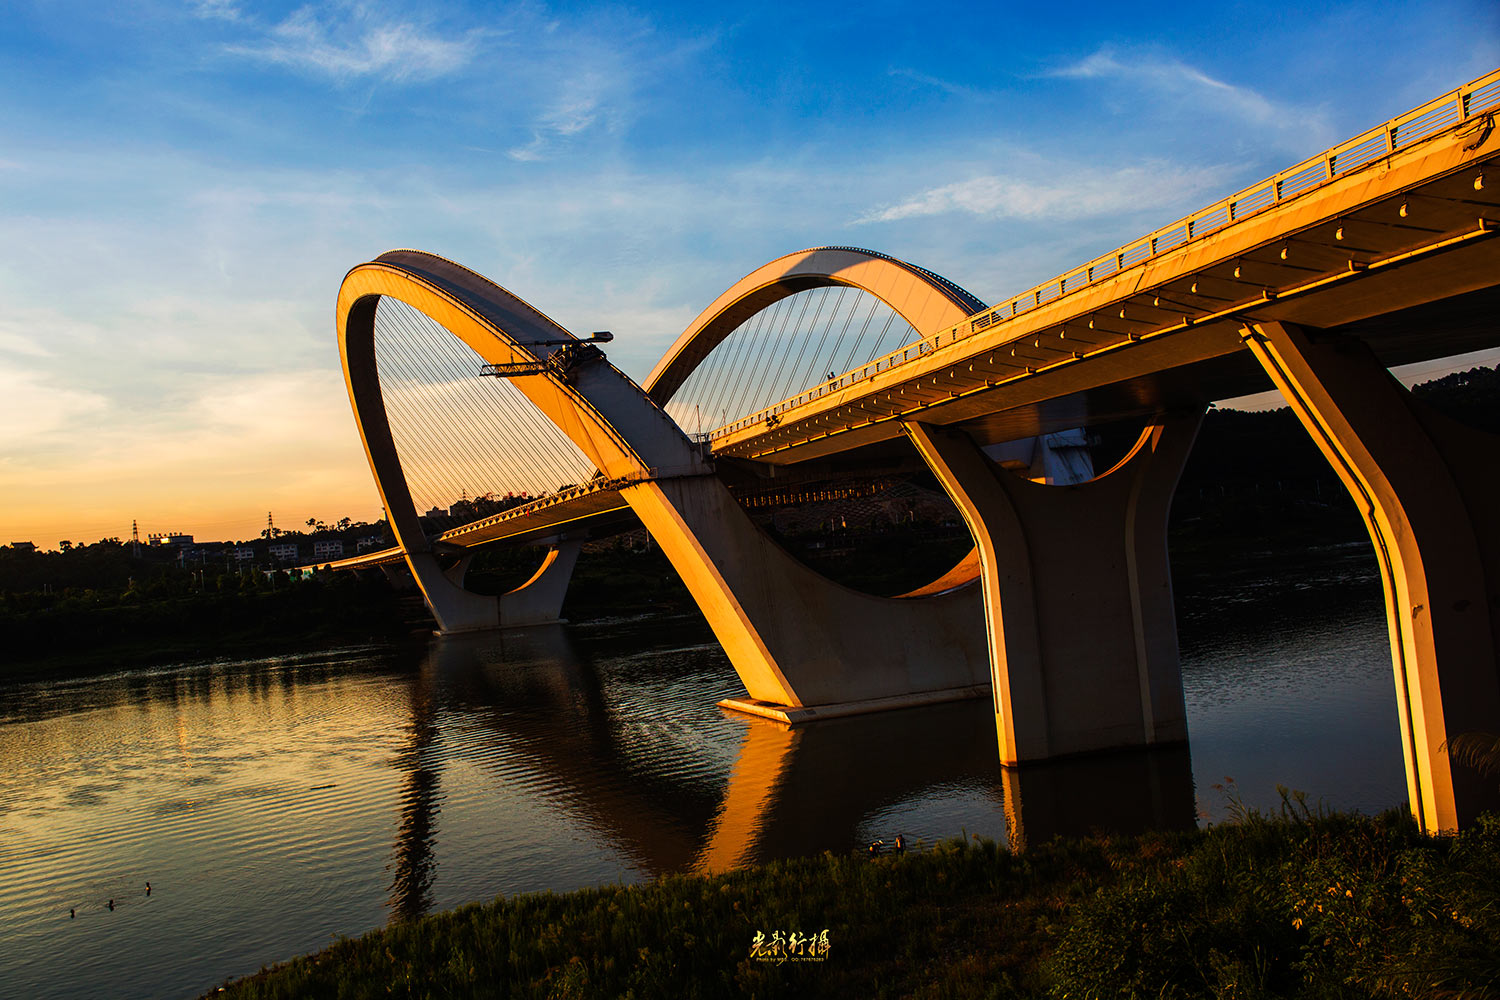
[268,542,300,562]
[356,536,385,553]
[9,541,35,552]
[313,540,344,560]
[148,532,193,547]
[424,507,447,519]
[234,547,256,563]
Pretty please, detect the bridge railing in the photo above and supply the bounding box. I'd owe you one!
[431,462,712,543]
[711,66,1500,441]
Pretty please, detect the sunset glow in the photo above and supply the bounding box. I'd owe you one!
[3,1,1496,548]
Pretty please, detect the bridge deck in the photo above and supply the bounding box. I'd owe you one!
[713,69,1500,463]
[320,69,1500,572]
[311,481,635,571]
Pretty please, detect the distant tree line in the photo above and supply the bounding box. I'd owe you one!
[5,367,1495,602]
[1165,365,1500,555]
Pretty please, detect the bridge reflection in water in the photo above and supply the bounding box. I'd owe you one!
[385,625,1196,905]
[388,660,440,922]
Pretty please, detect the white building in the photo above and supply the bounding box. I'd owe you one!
[268,543,300,562]
[149,532,193,546]
[313,540,344,560]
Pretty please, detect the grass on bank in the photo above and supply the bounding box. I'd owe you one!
[208,801,1500,1000]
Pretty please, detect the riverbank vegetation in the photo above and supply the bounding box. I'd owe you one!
[7,367,1496,672]
[0,569,420,680]
[208,802,1499,999]
[1172,364,1499,558]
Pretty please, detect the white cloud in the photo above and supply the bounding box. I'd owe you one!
[1053,48,1271,115]
[506,56,635,160]
[214,4,685,163]
[1047,46,1334,148]
[857,163,1227,224]
[0,367,108,443]
[0,329,53,358]
[225,4,483,83]
[499,8,712,163]
[189,0,243,22]
[509,81,607,161]
[887,67,990,100]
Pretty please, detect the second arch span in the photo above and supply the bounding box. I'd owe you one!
[338,246,1196,764]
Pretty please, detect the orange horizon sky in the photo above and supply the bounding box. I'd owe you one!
[4,7,1495,553]
[6,346,1497,552]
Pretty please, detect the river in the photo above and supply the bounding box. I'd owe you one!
[0,545,1406,999]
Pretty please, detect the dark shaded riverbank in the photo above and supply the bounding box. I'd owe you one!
[0,575,424,680]
[207,807,1500,999]
[12,366,1497,678]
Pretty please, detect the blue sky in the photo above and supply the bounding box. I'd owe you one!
[1,0,1496,546]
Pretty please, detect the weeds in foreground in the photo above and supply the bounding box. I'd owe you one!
[1042,806,1500,1000]
[210,809,1500,1000]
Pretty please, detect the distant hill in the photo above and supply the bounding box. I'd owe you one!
[1169,364,1499,558]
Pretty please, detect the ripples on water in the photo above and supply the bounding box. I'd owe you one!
[1177,545,1403,821]
[0,551,1406,1000]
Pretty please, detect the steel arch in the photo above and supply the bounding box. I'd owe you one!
[643,246,986,407]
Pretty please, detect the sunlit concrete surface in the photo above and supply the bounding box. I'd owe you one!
[326,69,1500,832]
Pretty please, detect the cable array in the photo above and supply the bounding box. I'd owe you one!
[664,287,917,433]
[373,297,597,533]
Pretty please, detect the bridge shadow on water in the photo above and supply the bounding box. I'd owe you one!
[387,623,1197,916]
[388,660,441,922]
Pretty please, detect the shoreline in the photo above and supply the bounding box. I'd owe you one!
[202,808,1500,999]
[2,529,1378,686]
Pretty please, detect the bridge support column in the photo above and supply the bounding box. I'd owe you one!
[620,477,989,718]
[496,536,584,626]
[405,536,584,634]
[380,561,421,592]
[902,412,1201,764]
[407,551,500,633]
[1242,320,1500,832]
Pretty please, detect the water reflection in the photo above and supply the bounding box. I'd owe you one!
[714,702,1012,862]
[387,663,438,922]
[1000,746,1197,849]
[1176,547,1402,822]
[424,626,723,875]
[419,627,1016,875]
[416,627,1198,877]
[0,555,1404,1000]
[700,708,1194,861]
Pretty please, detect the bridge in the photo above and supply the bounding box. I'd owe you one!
[322,69,1500,833]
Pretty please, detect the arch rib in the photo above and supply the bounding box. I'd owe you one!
[644,246,994,598]
[644,246,986,407]
[337,248,990,710]
[338,250,705,632]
